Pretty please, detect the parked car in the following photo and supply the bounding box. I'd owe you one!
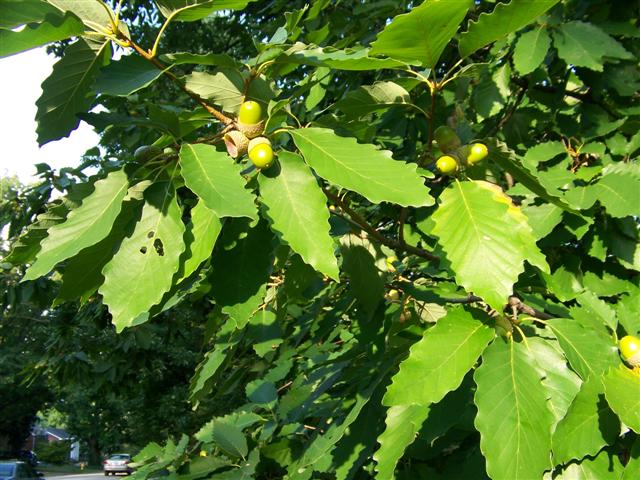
[0,454,36,468]
[103,454,133,476]
[0,461,43,480]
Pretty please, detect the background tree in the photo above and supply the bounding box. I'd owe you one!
[1,0,639,479]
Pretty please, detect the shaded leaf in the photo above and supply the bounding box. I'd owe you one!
[0,11,84,58]
[210,220,274,329]
[157,0,257,22]
[94,54,165,96]
[340,235,385,314]
[0,0,61,29]
[553,21,633,71]
[335,81,411,118]
[35,38,111,145]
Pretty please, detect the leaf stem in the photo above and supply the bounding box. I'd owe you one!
[324,189,438,261]
[118,33,233,125]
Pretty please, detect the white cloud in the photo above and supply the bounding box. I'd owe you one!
[0,47,101,184]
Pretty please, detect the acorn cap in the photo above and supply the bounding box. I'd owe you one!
[626,351,640,368]
[236,119,266,139]
[224,130,249,158]
[248,136,271,153]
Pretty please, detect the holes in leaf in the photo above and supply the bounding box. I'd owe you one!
[153,238,164,256]
[140,246,147,254]
[147,231,155,238]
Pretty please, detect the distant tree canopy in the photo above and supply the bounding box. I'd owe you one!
[2,1,639,479]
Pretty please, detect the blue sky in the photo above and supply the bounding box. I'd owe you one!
[0,47,100,184]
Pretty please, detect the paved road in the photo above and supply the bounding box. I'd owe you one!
[45,473,107,480]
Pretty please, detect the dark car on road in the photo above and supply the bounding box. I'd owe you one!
[103,454,133,476]
[0,461,43,480]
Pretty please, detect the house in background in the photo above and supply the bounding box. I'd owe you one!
[26,426,80,462]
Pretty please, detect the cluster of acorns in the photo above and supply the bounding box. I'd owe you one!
[433,126,488,174]
[223,100,274,169]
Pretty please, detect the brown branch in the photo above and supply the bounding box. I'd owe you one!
[487,86,526,136]
[508,296,554,320]
[398,207,408,246]
[120,34,234,125]
[324,189,438,261]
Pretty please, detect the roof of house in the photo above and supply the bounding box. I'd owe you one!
[41,427,72,440]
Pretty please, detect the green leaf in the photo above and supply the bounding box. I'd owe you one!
[335,81,411,118]
[0,0,61,29]
[35,38,111,145]
[156,0,257,22]
[284,45,407,70]
[340,235,385,314]
[369,0,472,66]
[623,439,640,480]
[383,307,494,406]
[184,69,274,114]
[210,220,274,329]
[201,419,248,458]
[160,52,241,68]
[513,27,551,75]
[190,320,239,402]
[259,152,338,280]
[100,181,186,332]
[552,376,619,465]
[487,139,577,213]
[546,318,618,380]
[528,337,582,427]
[288,382,380,477]
[556,450,625,479]
[23,170,129,281]
[47,0,117,31]
[93,54,165,96]
[474,339,554,480]
[55,199,141,305]
[290,128,433,207]
[459,0,561,58]
[553,21,634,71]
[432,180,547,311]
[603,366,640,433]
[179,144,257,220]
[177,201,221,284]
[374,404,430,480]
[5,184,92,266]
[594,166,640,218]
[176,456,232,480]
[522,203,563,239]
[0,11,84,58]
[247,309,282,357]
